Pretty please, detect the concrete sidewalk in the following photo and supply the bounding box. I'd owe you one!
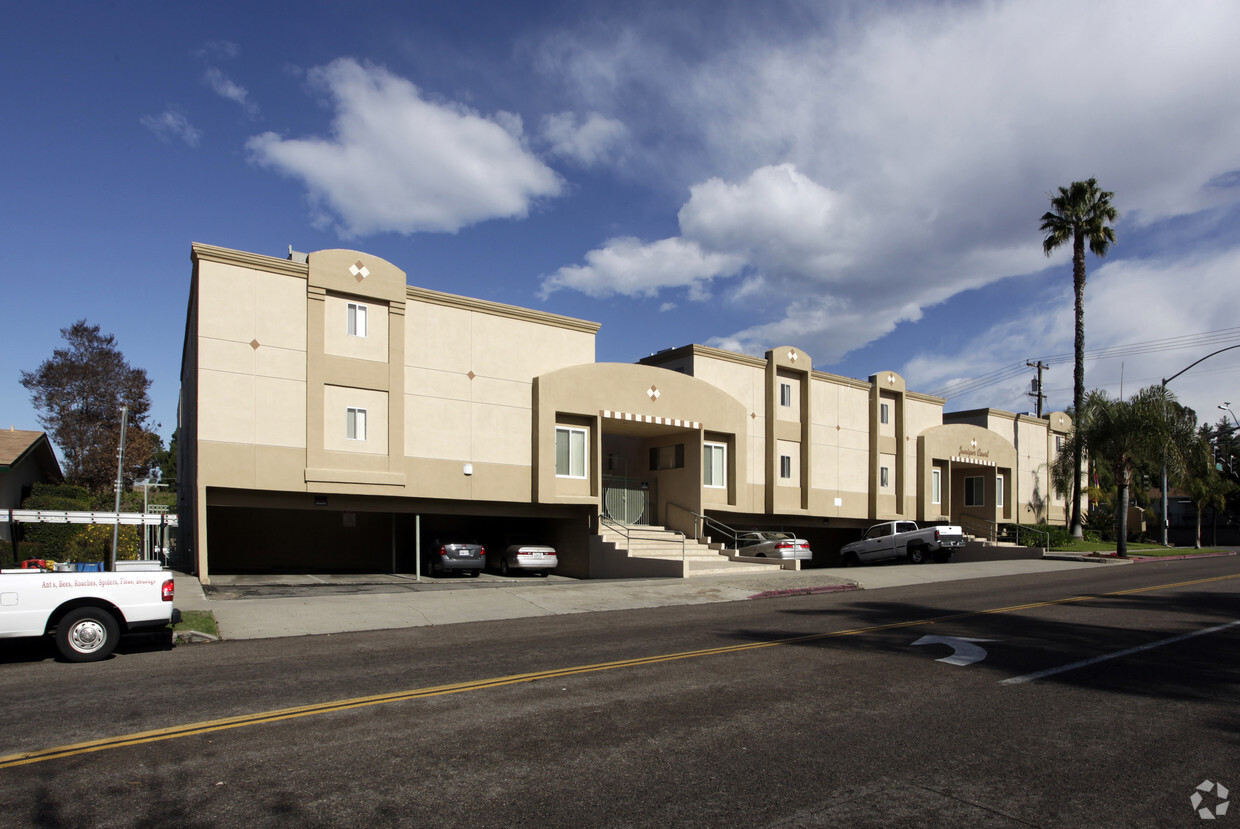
[172,557,1126,641]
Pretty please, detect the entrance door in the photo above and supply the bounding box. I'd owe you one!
[603,475,656,524]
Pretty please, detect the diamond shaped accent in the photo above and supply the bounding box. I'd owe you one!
[648,385,661,401]
[888,373,896,385]
[467,371,476,380]
[349,260,370,281]
[971,439,978,449]
[788,350,798,362]
[250,339,260,350]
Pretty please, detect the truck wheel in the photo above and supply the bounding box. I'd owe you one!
[56,607,119,662]
[842,552,860,567]
[906,546,927,565]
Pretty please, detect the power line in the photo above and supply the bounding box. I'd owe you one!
[927,327,1240,400]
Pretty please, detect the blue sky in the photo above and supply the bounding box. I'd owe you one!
[5,0,1240,454]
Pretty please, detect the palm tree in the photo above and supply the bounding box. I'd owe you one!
[1053,386,1197,556]
[1041,178,1118,538]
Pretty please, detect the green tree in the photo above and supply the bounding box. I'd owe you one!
[1041,178,1119,538]
[1052,386,1196,556]
[20,320,160,492]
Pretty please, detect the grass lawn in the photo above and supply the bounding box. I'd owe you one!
[172,609,220,638]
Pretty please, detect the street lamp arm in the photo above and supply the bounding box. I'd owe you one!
[1162,343,1240,387]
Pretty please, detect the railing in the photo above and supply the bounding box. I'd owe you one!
[598,514,685,562]
[666,503,743,549]
[958,517,1049,550]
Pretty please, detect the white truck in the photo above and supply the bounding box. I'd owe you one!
[0,561,179,662]
[839,520,966,566]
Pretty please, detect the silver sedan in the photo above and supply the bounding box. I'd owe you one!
[489,543,558,576]
[734,531,812,560]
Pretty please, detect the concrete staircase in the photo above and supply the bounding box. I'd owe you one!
[595,524,779,577]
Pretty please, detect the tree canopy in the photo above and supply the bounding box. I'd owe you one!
[20,320,160,492]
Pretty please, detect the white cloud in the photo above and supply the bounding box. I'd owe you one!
[541,111,628,167]
[194,40,240,61]
[541,236,743,300]
[538,1,1240,365]
[246,58,563,236]
[204,68,258,117]
[140,109,202,147]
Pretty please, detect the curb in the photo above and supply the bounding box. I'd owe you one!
[1130,550,1240,562]
[748,583,861,600]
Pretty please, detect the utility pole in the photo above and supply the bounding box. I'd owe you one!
[1026,361,1049,417]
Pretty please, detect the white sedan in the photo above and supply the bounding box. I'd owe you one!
[735,531,812,560]
[488,543,558,576]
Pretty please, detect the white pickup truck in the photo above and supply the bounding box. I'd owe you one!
[839,520,966,566]
[0,562,179,661]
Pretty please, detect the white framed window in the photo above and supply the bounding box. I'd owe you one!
[932,468,942,505]
[346,407,367,441]
[996,475,1005,508]
[780,382,792,407]
[555,427,587,478]
[347,302,368,337]
[880,466,889,488]
[704,442,726,488]
[965,476,984,507]
[779,454,792,479]
[880,403,889,424]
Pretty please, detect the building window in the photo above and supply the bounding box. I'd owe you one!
[932,468,942,505]
[1055,434,1063,453]
[880,403,889,424]
[347,302,367,337]
[649,444,685,471]
[965,476,984,507]
[780,455,792,479]
[704,442,726,488]
[555,427,587,478]
[996,475,1005,508]
[346,407,367,441]
[780,382,792,407]
[880,466,889,488]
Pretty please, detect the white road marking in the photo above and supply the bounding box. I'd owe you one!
[1001,620,1240,685]
[912,635,999,666]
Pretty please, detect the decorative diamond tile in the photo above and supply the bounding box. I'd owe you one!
[888,373,896,385]
[349,260,370,281]
[647,385,661,401]
[751,412,757,419]
[250,339,260,350]
[467,371,476,380]
[971,439,978,449]
[788,350,798,362]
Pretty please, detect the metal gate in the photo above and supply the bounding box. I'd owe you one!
[602,476,655,525]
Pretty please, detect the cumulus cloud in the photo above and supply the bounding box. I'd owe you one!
[541,236,743,300]
[541,111,628,167]
[204,67,258,117]
[537,1,1240,365]
[140,109,202,147]
[246,58,563,236]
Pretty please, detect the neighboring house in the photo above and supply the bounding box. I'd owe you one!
[179,243,1072,583]
[0,429,63,542]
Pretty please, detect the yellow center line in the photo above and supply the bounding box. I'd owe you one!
[2,571,1236,770]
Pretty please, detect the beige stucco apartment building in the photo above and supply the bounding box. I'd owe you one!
[179,244,1071,582]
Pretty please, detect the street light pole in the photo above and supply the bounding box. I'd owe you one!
[1220,402,1240,429]
[1159,344,1240,546]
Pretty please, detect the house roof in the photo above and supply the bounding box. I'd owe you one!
[0,429,63,480]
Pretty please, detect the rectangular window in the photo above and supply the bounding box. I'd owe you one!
[555,427,587,478]
[347,302,367,337]
[649,444,685,471]
[780,382,792,407]
[704,442,726,488]
[932,468,942,505]
[880,466,889,488]
[779,455,792,479]
[880,403,889,425]
[965,476,984,507]
[346,407,367,441]
[996,475,1005,508]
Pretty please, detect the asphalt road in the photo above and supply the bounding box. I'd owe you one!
[2,557,1238,827]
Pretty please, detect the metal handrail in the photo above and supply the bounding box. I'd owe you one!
[599,514,685,562]
[958,516,1049,550]
[665,503,744,549]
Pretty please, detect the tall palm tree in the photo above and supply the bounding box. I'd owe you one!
[1041,178,1118,538]
[1052,386,1198,556]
